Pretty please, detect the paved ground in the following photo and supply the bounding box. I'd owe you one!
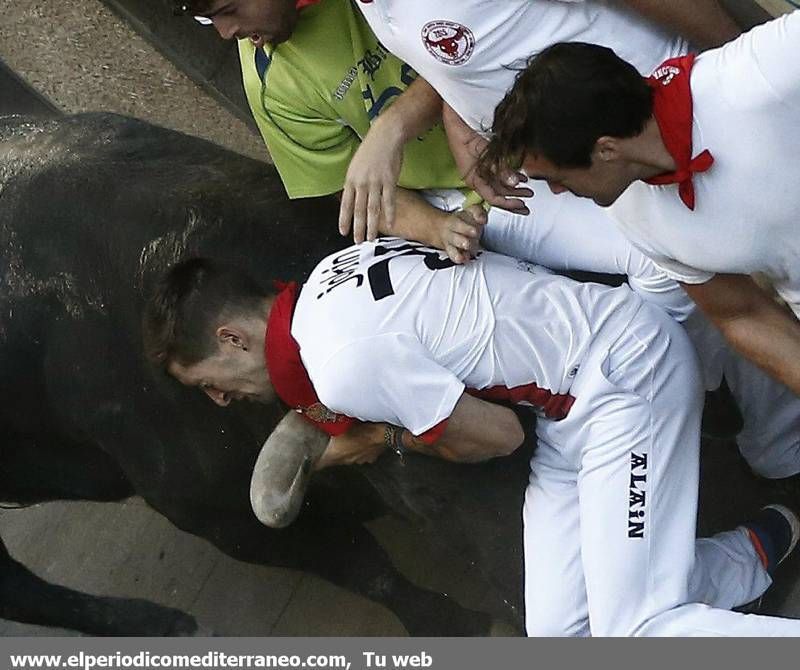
[1,0,798,638]
[0,499,410,636]
[0,0,263,160]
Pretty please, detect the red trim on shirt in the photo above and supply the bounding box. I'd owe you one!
[265,281,356,437]
[468,383,575,421]
[644,54,714,211]
[295,0,322,9]
[417,419,449,445]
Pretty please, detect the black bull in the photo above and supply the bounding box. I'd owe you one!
[0,112,530,635]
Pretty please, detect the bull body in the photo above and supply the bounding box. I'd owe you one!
[0,113,527,635]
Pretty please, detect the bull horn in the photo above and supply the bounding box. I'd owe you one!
[249,410,329,528]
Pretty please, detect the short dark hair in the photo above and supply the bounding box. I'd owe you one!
[143,258,271,368]
[479,41,653,178]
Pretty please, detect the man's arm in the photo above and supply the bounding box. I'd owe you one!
[619,0,741,49]
[682,274,800,395]
[338,77,444,239]
[317,392,526,469]
[405,392,526,463]
[442,103,533,214]
[381,188,485,264]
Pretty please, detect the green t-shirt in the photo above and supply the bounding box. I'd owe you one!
[238,0,472,201]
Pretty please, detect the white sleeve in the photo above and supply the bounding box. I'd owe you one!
[704,10,800,114]
[649,256,715,286]
[730,11,800,111]
[483,200,697,322]
[311,333,465,436]
[484,199,636,276]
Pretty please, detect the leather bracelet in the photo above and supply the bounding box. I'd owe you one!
[384,424,407,464]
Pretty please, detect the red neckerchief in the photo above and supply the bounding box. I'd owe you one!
[644,54,714,211]
[265,281,355,436]
[295,0,321,9]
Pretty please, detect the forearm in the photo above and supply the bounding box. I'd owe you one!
[401,395,526,464]
[318,396,526,469]
[380,187,448,247]
[684,275,800,395]
[620,0,741,49]
[373,77,444,146]
[717,299,800,395]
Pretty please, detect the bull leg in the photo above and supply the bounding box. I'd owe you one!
[0,537,197,636]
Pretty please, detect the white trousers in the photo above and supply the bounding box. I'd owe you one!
[525,302,800,636]
[483,197,800,478]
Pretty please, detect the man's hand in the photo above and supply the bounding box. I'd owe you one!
[435,205,487,264]
[442,103,533,214]
[315,422,388,470]
[338,121,404,244]
[338,77,444,242]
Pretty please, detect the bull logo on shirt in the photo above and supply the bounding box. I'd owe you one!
[421,21,475,66]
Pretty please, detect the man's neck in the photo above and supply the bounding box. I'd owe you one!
[626,117,678,181]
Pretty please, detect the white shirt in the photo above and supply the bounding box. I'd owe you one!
[292,239,639,435]
[355,0,689,133]
[610,12,800,315]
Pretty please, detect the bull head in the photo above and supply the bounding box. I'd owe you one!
[428,27,465,58]
[249,410,329,528]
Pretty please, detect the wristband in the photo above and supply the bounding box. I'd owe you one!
[384,424,408,464]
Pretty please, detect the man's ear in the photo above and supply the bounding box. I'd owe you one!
[216,325,249,352]
[594,136,622,163]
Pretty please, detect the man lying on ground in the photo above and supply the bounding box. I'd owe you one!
[143,244,800,636]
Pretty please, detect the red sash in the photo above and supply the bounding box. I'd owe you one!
[644,54,714,211]
[265,282,355,437]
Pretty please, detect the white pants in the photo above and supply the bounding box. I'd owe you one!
[483,197,800,478]
[525,302,800,636]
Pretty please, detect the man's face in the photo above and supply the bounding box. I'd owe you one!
[521,151,631,208]
[168,348,276,407]
[195,0,298,48]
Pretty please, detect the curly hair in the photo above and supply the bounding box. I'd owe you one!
[479,41,653,181]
